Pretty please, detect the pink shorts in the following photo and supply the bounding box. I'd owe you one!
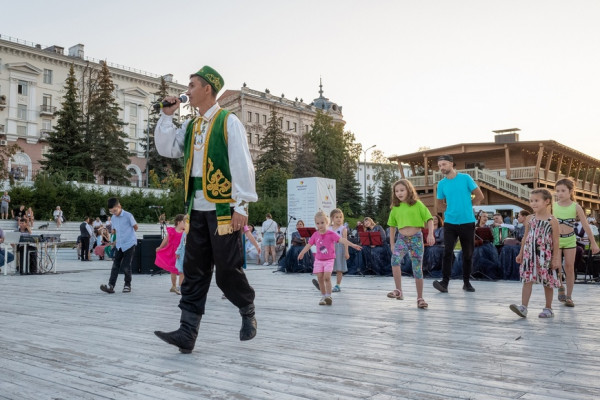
[313,259,335,274]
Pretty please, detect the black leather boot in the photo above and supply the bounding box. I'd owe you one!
[154,310,201,353]
[239,304,257,341]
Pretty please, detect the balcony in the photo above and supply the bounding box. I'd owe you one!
[40,129,54,140]
[40,104,57,116]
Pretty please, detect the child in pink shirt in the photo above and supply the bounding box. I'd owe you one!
[299,211,362,306]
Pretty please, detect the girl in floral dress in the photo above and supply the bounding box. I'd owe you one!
[510,189,561,318]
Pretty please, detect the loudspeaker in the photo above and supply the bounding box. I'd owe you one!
[118,240,142,274]
[143,234,162,240]
[140,238,162,274]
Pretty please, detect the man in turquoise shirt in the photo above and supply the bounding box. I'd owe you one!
[433,155,484,293]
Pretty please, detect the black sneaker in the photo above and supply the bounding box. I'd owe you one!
[123,286,131,293]
[463,283,476,292]
[100,284,115,294]
[312,278,320,291]
[433,280,448,293]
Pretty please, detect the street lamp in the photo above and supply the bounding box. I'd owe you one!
[363,144,376,202]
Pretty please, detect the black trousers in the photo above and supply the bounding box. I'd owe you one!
[108,246,135,287]
[442,222,475,283]
[80,236,90,260]
[179,209,255,315]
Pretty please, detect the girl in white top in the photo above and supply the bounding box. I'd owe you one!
[329,208,349,292]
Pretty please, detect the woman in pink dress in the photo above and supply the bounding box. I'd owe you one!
[155,214,185,294]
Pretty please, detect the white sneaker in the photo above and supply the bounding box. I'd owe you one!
[509,304,528,318]
[262,262,269,266]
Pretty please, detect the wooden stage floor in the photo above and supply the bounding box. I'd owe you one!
[1,260,600,400]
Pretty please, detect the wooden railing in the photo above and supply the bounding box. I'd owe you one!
[408,166,600,198]
[406,168,532,201]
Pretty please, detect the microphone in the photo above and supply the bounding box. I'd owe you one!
[148,205,163,209]
[289,216,296,220]
[152,95,188,111]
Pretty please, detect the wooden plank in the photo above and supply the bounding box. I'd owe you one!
[1,261,600,399]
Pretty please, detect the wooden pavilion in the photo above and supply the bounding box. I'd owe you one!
[388,129,600,218]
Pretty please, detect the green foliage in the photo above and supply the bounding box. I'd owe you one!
[256,109,292,176]
[256,168,291,198]
[292,133,321,178]
[306,111,346,182]
[87,62,131,184]
[41,64,87,178]
[375,172,394,229]
[143,76,184,182]
[8,173,183,223]
[363,185,377,218]
[248,196,287,227]
[0,143,21,180]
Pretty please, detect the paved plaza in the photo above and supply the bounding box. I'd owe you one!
[1,258,600,399]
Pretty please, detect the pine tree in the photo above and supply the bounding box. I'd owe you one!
[255,109,292,197]
[40,64,88,179]
[143,76,183,183]
[375,172,394,228]
[256,109,292,175]
[337,131,362,216]
[363,185,377,218]
[87,62,131,184]
[292,134,321,178]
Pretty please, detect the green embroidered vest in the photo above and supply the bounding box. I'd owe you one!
[183,109,235,234]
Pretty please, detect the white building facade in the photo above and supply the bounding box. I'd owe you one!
[218,81,345,161]
[0,34,187,186]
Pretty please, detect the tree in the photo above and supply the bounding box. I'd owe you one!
[86,61,131,184]
[255,109,293,197]
[306,111,346,182]
[292,133,321,178]
[375,171,395,228]
[143,76,183,183]
[363,185,377,218]
[40,64,88,178]
[336,131,362,216]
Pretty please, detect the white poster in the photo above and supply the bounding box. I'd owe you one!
[286,177,336,243]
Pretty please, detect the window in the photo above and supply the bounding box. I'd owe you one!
[367,174,370,181]
[17,80,28,95]
[247,111,252,122]
[17,125,26,135]
[17,104,27,120]
[128,141,136,151]
[42,119,52,131]
[305,125,309,133]
[255,113,259,123]
[130,123,137,138]
[43,69,53,84]
[287,121,290,130]
[256,134,260,145]
[293,122,297,132]
[280,119,283,129]
[247,133,252,144]
[42,95,52,113]
[130,104,138,118]
[41,145,50,157]
[262,114,267,125]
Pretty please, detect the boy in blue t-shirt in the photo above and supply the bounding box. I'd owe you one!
[434,155,484,293]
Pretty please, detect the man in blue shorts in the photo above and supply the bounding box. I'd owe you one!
[433,155,484,293]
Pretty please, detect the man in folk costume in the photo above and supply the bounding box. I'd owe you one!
[153,66,258,353]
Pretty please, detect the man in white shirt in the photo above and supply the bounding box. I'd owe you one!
[153,66,258,354]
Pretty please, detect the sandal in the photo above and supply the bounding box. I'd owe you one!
[387,289,404,300]
[538,308,554,318]
[417,298,428,309]
[564,297,575,307]
[558,286,566,302]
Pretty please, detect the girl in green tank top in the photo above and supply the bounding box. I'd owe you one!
[554,179,600,307]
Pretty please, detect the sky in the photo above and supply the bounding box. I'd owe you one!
[4,0,600,159]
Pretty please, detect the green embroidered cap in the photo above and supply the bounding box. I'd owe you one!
[191,66,224,94]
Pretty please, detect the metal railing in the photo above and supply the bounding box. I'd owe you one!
[40,105,57,114]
